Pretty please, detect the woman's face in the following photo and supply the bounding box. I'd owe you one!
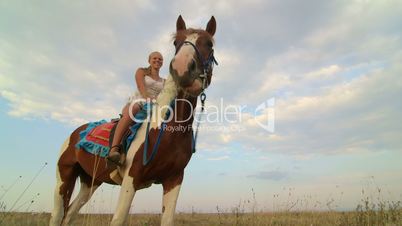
[149,52,163,70]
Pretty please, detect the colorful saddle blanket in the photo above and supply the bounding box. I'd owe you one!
[75,104,150,157]
[75,120,114,157]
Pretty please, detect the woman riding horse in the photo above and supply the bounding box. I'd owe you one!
[107,51,165,166]
[49,15,216,226]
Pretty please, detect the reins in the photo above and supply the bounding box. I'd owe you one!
[142,100,174,166]
[142,92,205,166]
[192,92,206,152]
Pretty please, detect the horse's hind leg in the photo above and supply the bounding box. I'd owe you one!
[49,163,67,226]
[62,173,101,226]
[52,164,80,226]
[49,139,78,226]
[50,139,80,226]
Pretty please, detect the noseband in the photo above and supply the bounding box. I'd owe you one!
[175,41,218,90]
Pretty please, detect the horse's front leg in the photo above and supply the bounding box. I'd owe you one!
[161,172,184,226]
[110,175,136,226]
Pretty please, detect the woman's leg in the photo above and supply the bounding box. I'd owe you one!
[107,103,141,165]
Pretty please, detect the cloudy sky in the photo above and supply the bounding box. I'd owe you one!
[1,0,402,213]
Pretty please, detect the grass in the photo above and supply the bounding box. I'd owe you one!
[1,195,401,226]
[1,192,402,226]
[0,209,402,226]
[1,172,401,225]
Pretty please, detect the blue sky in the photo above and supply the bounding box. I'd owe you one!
[1,0,402,213]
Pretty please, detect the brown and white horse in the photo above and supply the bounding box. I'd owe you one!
[49,15,217,226]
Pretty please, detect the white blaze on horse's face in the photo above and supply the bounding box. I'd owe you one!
[171,33,199,78]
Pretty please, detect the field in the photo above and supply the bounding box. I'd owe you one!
[1,176,401,225]
[1,188,401,226]
[1,209,402,226]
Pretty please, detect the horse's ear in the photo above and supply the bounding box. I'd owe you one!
[176,15,186,31]
[206,16,216,36]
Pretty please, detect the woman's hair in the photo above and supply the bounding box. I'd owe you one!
[141,51,163,75]
[148,51,162,61]
[141,66,152,76]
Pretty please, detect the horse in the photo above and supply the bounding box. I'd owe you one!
[49,15,217,226]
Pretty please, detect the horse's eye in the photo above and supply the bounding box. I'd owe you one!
[173,40,177,46]
[207,41,213,48]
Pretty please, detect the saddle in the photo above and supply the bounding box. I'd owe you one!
[85,120,116,147]
[76,105,150,185]
[75,104,158,184]
[76,118,131,158]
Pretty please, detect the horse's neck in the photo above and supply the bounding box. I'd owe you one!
[175,91,197,123]
[155,74,197,125]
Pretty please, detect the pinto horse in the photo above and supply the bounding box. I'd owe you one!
[49,15,217,226]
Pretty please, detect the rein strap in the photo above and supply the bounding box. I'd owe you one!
[142,93,206,166]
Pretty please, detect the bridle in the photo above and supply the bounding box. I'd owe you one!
[175,40,218,90]
[173,39,218,153]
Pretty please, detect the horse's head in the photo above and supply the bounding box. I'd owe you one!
[170,15,217,97]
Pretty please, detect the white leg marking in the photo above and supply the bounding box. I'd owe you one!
[110,175,136,226]
[49,169,64,226]
[49,138,69,226]
[62,183,99,226]
[161,185,182,226]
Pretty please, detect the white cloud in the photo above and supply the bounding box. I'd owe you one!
[207,155,230,161]
[213,48,242,83]
[195,52,402,156]
[305,65,341,80]
[220,134,232,143]
[0,2,160,125]
[0,0,401,155]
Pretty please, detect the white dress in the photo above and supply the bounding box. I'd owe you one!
[127,76,165,106]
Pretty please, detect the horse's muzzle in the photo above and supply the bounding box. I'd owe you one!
[170,61,194,84]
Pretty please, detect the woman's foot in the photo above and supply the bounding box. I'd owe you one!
[107,145,124,167]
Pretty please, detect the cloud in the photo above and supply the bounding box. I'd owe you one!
[207,155,230,161]
[248,170,288,181]
[190,0,402,158]
[305,65,342,79]
[194,51,402,157]
[0,2,163,125]
[1,0,401,157]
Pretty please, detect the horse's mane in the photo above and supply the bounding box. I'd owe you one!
[153,74,178,123]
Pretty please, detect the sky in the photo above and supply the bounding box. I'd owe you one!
[1,0,402,214]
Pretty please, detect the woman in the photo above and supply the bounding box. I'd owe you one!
[107,51,165,166]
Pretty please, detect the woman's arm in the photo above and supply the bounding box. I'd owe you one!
[135,68,148,99]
